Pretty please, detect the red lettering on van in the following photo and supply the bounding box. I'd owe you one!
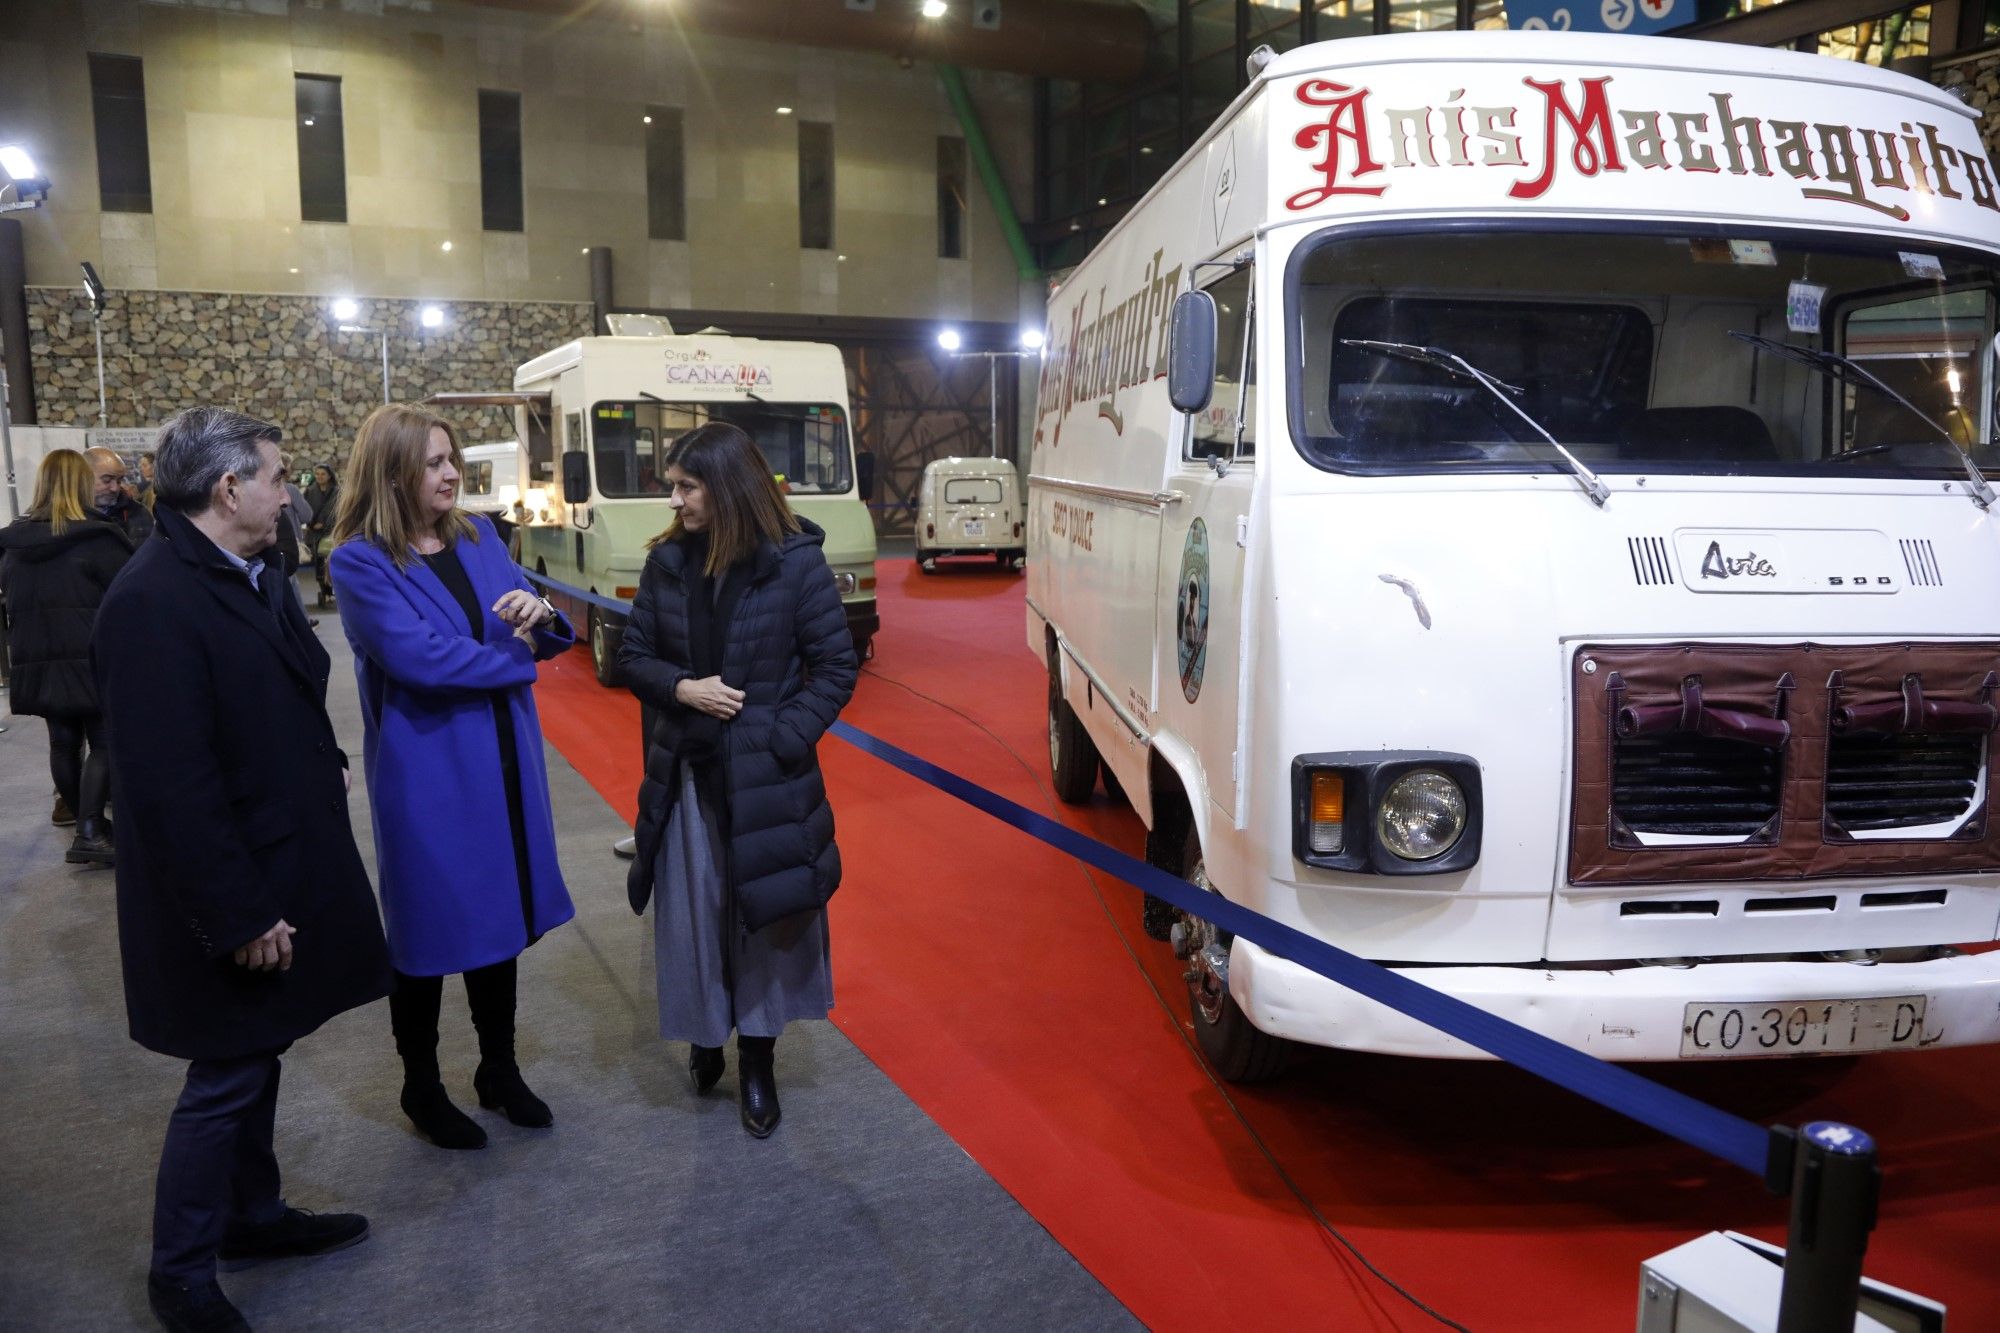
[1286,80,1388,210]
[1509,76,1624,200]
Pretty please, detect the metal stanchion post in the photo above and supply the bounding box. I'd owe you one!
[0,363,18,521]
[1776,1120,1880,1333]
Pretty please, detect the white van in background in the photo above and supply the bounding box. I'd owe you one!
[915,456,1026,572]
[459,440,528,538]
[1029,32,2000,1079]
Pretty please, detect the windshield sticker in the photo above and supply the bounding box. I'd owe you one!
[1177,520,1211,705]
[1899,250,1946,279]
[1283,75,2000,223]
[1730,239,1777,265]
[1786,281,1827,334]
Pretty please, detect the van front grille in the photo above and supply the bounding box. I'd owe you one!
[1825,733,1984,831]
[1612,733,1782,837]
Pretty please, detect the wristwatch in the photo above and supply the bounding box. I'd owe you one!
[535,595,558,621]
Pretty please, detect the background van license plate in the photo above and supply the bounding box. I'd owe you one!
[1679,995,1925,1057]
[963,520,986,537]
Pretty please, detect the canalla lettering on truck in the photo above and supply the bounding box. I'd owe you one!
[1027,31,2000,1079]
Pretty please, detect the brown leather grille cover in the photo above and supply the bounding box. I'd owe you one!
[1570,642,2000,884]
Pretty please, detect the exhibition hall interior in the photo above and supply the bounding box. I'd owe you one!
[4,0,2000,1329]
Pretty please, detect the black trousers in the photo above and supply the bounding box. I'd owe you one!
[46,715,108,825]
[151,1048,289,1283]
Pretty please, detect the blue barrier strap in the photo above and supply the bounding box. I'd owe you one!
[826,719,1774,1179]
[515,558,1771,1179]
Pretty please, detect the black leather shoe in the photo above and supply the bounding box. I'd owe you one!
[473,1061,553,1129]
[400,1081,487,1149]
[688,1044,725,1095]
[738,1048,781,1139]
[146,1274,250,1333]
[66,818,115,865]
[218,1207,368,1269]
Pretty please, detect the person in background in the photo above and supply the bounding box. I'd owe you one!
[329,404,576,1151]
[616,422,857,1139]
[302,464,339,608]
[137,451,157,509]
[0,450,134,865]
[94,408,392,1333]
[87,446,155,545]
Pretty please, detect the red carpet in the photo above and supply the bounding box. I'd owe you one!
[534,563,2000,1330]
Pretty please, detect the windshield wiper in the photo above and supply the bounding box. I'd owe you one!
[1341,339,1610,506]
[1730,330,1995,510]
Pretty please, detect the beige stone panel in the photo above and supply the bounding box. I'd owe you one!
[24,208,104,298]
[797,249,838,316]
[182,112,296,224]
[738,143,794,209]
[347,173,453,231]
[483,230,530,297]
[100,215,160,291]
[646,240,693,311]
[937,257,974,317]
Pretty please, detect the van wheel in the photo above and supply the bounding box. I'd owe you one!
[589,608,621,688]
[1048,652,1099,805]
[1176,824,1292,1083]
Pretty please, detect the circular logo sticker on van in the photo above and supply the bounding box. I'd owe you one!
[1177,519,1211,704]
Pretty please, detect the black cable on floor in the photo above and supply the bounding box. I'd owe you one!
[857,664,1474,1333]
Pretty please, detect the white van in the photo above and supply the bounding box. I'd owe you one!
[458,440,527,535]
[435,321,879,682]
[1029,31,2000,1079]
[915,456,1026,572]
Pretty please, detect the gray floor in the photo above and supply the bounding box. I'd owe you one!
[0,582,1134,1331]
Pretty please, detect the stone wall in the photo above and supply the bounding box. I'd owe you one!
[1933,49,2000,162]
[22,287,594,468]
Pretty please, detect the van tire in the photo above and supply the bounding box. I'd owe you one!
[589,608,622,688]
[1048,654,1099,805]
[1178,824,1292,1083]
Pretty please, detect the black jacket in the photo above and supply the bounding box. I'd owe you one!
[100,493,154,544]
[618,518,858,930]
[93,505,391,1061]
[0,516,134,717]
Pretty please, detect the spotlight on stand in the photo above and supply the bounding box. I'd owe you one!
[936,328,962,352]
[331,297,360,322]
[0,146,49,213]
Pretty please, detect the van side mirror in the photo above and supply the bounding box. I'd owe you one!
[1169,290,1217,414]
[856,450,876,500]
[561,450,591,503]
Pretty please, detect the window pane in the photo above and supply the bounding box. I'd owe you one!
[593,399,852,498]
[1187,0,1237,58]
[89,53,152,214]
[1808,5,1931,65]
[646,105,684,241]
[1387,0,1459,31]
[1192,265,1256,461]
[1471,0,1509,29]
[295,74,346,224]
[1190,50,1238,131]
[799,120,834,250]
[937,135,967,259]
[1314,0,1374,37]
[943,477,1003,505]
[479,90,524,233]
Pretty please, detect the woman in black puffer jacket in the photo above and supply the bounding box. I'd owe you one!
[617,422,858,1139]
[0,450,135,865]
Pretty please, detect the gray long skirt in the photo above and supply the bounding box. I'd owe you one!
[653,762,833,1046]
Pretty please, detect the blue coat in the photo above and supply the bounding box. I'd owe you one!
[330,516,577,976]
[617,519,858,930]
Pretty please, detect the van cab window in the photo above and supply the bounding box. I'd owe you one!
[943,477,1003,505]
[1290,228,2000,481]
[1189,263,1256,463]
[590,400,854,498]
[462,459,493,497]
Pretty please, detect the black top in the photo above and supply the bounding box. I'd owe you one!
[421,542,537,945]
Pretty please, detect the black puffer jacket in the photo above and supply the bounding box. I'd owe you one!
[618,518,858,930]
[0,517,134,717]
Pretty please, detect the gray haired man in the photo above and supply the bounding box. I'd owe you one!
[93,407,391,1333]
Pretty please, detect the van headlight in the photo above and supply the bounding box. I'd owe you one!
[1291,753,1481,876]
[1375,770,1467,861]
[834,572,858,596]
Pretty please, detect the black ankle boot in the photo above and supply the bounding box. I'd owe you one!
[473,1060,552,1128]
[688,1044,725,1095]
[737,1036,780,1138]
[66,816,114,865]
[400,1080,487,1150]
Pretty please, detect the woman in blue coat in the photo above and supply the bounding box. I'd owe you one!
[329,404,576,1150]
[618,422,858,1138]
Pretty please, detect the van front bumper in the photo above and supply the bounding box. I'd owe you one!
[1230,939,2000,1060]
[844,599,879,648]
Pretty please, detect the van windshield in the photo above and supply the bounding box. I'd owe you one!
[1289,227,2000,480]
[591,400,853,498]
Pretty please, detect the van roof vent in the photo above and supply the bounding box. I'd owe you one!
[1627,537,1675,587]
[1899,538,1943,587]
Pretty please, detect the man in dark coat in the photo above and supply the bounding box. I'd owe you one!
[94,407,392,1333]
[88,445,156,544]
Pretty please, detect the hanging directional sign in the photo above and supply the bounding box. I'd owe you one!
[1510,0,1689,36]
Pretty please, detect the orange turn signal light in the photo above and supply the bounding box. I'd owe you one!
[1310,771,1345,824]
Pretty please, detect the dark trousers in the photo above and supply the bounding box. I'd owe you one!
[151,1048,290,1282]
[46,715,109,825]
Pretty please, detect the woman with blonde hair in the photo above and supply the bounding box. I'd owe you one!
[617,421,857,1138]
[1,449,134,865]
[329,404,576,1150]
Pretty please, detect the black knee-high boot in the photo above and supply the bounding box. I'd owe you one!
[390,970,487,1150]
[467,959,551,1129]
[737,1034,780,1138]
